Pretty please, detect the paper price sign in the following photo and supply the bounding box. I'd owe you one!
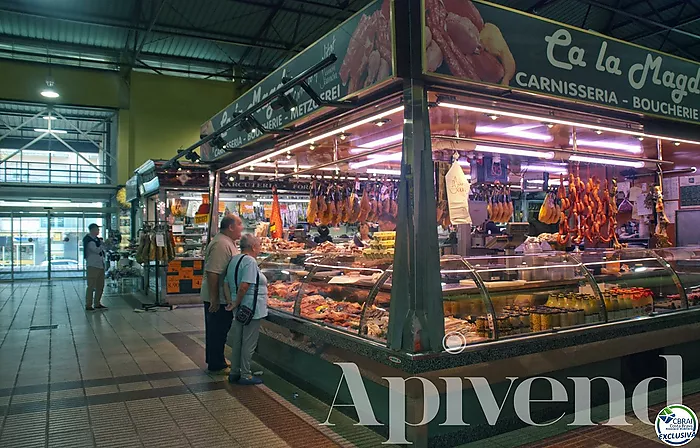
[156,233,165,247]
[167,278,180,293]
[194,214,209,224]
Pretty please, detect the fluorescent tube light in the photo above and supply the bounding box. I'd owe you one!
[226,105,405,173]
[352,133,403,152]
[522,164,568,174]
[475,125,553,142]
[569,155,645,168]
[29,199,70,203]
[40,89,59,98]
[437,100,700,146]
[474,145,555,159]
[571,138,642,154]
[366,169,401,176]
[43,116,57,121]
[350,152,402,169]
[34,128,67,134]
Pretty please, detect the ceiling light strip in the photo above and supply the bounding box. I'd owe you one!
[568,155,646,168]
[437,100,700,146]
[434,135,668,165]
[225,105,405,174]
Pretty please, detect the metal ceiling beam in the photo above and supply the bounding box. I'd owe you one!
[268,0,356,67]
[238,0,287,68]
[223,0,352,20]
[592,0,695,36]
[127,0,167,79]
[625,13,700,42]
[0,5,295,52]
[0,34,274,76]
[527,0,563,14]
[577,0,700,60]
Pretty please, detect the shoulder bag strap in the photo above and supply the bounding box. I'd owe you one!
[250,256,259,316]
[234,255,259,315]
[233,255,246,290]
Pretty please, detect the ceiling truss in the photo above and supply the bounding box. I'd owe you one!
[0,0,696,83]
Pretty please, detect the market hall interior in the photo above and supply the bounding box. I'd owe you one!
[2,0,700,447]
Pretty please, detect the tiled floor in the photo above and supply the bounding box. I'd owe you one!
[0,280,698,448]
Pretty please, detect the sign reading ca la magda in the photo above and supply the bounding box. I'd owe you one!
[200,0,393,162]
[423,0,700,124]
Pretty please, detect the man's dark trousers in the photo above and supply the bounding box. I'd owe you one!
[203,302,233,370]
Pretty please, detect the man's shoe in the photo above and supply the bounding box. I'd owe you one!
[238,376,263,385]
[95,304,108,309]
[228,373,240,384]
[85,306,94,311]
[207,366,230,374]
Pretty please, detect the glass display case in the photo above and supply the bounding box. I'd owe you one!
[257,248,700,352]
[652,247,700,309]
[576,248,687,316]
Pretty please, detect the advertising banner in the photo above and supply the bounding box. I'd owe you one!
[423,0,700,124]
[201,0,393,162]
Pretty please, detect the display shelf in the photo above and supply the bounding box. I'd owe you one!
[255,248,700,352]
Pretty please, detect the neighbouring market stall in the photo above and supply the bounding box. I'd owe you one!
[186,0,700,445]
[132,159,327,302]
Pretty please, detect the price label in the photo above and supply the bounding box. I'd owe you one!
[156,233,165,247]
[193,260,202,270]
[166,278,180,293]
[179,267,194,279]
[194,214,209,224]
[192,276,202,289]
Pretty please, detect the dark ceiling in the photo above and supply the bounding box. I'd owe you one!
[0,0,697,84]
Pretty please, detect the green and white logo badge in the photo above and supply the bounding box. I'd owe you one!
[656,404,698,446]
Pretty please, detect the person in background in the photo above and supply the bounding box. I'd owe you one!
[314,225,333,244]
[484,220,502,235]
[223,234,268,385]
[84,223,107,311]
[353,222,372,247]
[201,214,243,373]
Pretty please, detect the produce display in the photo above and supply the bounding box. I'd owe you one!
[363,306,389,339]
[538,192,561,225]
[469,183,514,224]
[307,180,398,227]
[363,231,395,259]
[557,175,620,247]
[668,291,700,308]
[300,295,364,329]
[486,184,514,224]
[652,185,672,248]
[135,227,176,264]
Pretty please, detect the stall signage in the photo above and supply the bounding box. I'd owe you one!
[200,0,393,162]
[424,0,700,124]
[221,178,312,192]
[194,214,209,225]
[125,176,139,202]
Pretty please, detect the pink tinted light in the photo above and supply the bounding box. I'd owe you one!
[570,138,642,154]
[475,124,553,142]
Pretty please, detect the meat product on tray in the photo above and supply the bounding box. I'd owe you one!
[268,280,302,301]
[299,295,364,330]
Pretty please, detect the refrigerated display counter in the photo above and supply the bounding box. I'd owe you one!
[245,247,700,446]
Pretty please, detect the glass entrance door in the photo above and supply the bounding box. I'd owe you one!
[0,211,105,281]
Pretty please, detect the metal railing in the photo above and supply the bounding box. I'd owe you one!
[0,161,107,185]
